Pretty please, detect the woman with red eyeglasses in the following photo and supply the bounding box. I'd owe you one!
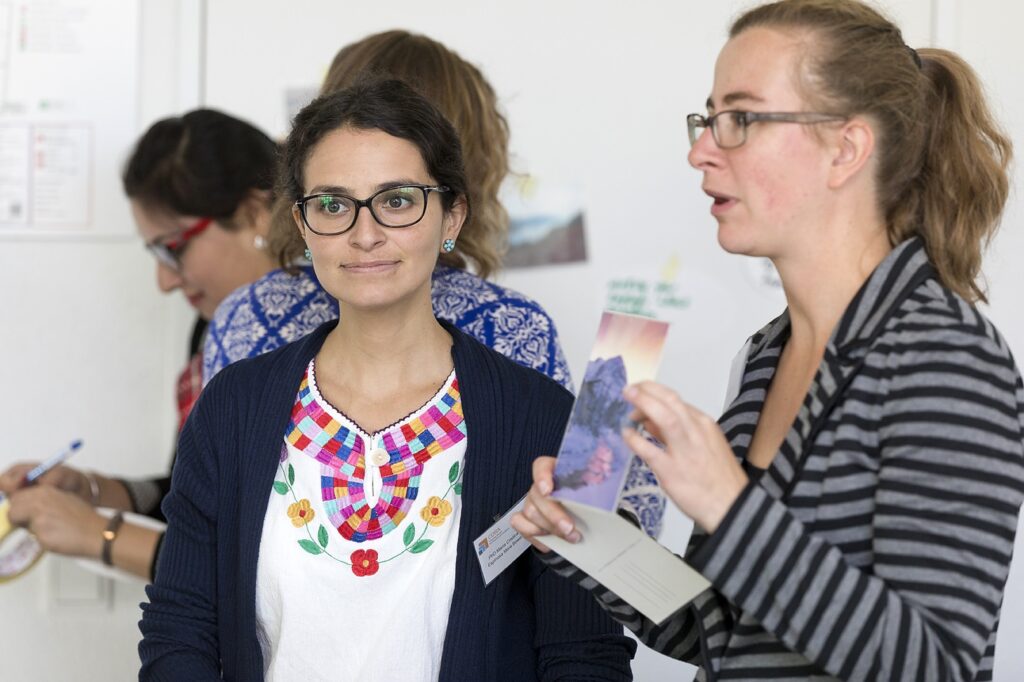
[0,109,279,580]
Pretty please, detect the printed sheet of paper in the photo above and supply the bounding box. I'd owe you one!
[0,0,138,233]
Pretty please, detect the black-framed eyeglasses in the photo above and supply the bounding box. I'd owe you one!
[295,184,449,236]
[146,217,213,271]
[686,110,847,149]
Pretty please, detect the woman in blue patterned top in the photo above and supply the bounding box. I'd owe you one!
[203,30,665,537]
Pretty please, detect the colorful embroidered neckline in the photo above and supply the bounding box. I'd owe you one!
[284,361,466,543]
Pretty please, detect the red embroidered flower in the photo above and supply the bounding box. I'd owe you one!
[350,549,379,577]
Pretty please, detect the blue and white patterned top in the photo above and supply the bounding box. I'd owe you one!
[203,265,665,537]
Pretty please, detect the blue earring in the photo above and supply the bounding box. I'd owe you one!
[442,239,456,253]
[304,247,312,260]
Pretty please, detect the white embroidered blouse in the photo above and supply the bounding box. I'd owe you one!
[256,361,468,681]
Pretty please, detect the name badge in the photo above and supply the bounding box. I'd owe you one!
[474,495,530,585]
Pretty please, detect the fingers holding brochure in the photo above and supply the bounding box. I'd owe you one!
[510,456,582,552]
[621,381,748,534]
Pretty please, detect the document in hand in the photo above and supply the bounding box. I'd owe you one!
[544,311,711,624]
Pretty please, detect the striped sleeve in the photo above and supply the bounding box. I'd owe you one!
[536,550,706,665]
[688,324,1024,681]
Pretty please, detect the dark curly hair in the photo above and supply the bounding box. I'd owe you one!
[122,109,278,224]
[280,79,469,232]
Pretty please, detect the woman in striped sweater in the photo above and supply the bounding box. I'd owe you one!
[512,1,1024,680]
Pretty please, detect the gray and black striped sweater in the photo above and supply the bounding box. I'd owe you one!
[546,238,1024,681]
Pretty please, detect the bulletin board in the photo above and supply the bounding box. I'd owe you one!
[0,0,138,236]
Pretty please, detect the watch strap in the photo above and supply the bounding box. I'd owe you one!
[101,512,125,566]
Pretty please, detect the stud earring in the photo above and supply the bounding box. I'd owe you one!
[253,234,267,250]
[304,246,312,260]
[442,239,456,253]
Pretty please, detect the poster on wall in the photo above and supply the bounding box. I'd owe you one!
[605,254,692,320]
[0,0,137,235]
[502,174,588,268]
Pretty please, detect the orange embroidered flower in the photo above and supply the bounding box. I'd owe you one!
[287,499,315,527]
[420,496,452,527]
[351,549,379,577]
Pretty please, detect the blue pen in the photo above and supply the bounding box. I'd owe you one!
[23,439,84,486]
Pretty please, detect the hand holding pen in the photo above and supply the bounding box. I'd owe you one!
[0,440,94,503]
[25,439,84,485]
[0,440,110,559]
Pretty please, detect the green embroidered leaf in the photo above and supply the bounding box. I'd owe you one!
[453,483,463,496]
[287,464,295,485]
[403,524,416,547]
[298,539,322,555]
[272,481,288,495]
[410,539,434,554]
[448,461,459,484]
[318,524,329,548]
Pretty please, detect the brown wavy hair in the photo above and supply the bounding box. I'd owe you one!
[732,0,1012,302]
[269,30,509,278]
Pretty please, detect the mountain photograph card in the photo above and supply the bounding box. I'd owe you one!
[552,311,670,510]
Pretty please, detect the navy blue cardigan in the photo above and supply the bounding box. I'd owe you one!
[139,321,635,680]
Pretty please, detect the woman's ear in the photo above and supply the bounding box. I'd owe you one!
[292,203,306,239]
[828,117,875,190]
[233,189,274,235]
[443,195,468,243]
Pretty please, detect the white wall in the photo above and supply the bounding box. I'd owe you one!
[951,3,1024,679]
[2,0,1022,680]
[0,1,200,680]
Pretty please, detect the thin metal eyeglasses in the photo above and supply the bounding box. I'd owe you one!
[295,184,449,236]
[686,110,847,149]
[146,217,213,270]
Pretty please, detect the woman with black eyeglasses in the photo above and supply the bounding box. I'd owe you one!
[513,0,1024,680]
[138,79,636,681]
[0,109,279,581]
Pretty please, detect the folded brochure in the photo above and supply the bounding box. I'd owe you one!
[545,311,710,624]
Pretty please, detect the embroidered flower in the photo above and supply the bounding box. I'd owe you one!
[350,549,379,577]
[420,496,453,527]
[288,499,315,527]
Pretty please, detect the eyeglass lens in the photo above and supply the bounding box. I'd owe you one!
[145,217,212,270]
[303,186,429,235]
[688,112,746,148]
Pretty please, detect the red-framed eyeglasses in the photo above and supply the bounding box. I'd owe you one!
[146,217,213,271]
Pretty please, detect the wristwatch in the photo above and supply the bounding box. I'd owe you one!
[101,512,125,566]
